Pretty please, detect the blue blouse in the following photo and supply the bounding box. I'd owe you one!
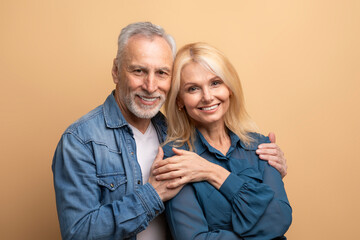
[163,130,292,240]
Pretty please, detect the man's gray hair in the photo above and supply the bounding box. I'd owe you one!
[116,22,176,61]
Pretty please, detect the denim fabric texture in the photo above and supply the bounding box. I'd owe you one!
[52,92,167,240]
[163,130,292,240]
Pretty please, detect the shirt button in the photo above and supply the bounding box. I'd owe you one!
[137,180,141,185]
[131,152,134,155]
[110,183,114,188]
[155,210,159,214]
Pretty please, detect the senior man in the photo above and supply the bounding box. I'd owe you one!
[52,22,287,240]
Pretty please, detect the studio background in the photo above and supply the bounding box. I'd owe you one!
[1,0,359,239]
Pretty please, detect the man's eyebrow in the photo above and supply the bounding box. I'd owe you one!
[156,67,171,72]
[127,65,147,70]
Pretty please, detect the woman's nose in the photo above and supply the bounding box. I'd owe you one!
[202,88,214,102]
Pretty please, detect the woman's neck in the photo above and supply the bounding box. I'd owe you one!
[197,123,231,155]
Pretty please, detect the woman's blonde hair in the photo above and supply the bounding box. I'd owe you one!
[164,42,257,150]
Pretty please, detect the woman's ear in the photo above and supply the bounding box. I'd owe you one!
[176,97,184,110]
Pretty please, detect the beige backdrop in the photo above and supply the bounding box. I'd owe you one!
[1,0,359,239]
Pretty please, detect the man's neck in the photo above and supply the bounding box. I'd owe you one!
[127,117,151,134]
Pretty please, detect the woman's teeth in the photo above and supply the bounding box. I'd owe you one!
[201,104,219,111]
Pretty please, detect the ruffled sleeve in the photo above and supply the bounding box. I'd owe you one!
[219,167,275,235]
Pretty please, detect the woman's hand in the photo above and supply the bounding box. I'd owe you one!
[256,132,287,178]
[153,148,230,189]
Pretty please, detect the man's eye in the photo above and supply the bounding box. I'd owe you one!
[132,69,146,76]
[157,70,169,76]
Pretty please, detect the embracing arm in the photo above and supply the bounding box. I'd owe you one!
[257,132,287,178]
[52,133,164,240]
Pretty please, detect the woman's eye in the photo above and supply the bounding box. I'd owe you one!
[188,86,198,92]
[212,80,222,86]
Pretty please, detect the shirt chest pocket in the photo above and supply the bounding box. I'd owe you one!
[97,173,127,204]
[92,142,128,204]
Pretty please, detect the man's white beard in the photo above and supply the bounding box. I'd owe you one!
[123,91,165,119]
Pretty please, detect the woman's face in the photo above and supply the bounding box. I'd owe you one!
[177,62,231,128]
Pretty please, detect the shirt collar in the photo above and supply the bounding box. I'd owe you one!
[194,129,240,157]
[194,128,259,156]
[103,91,128,128]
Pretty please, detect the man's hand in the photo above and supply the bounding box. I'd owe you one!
[152,148,230,190]
[256,132,287,178]
[148,147,184,202]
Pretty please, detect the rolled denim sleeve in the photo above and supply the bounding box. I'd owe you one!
[52,133,164,240]
[165,184,245,240]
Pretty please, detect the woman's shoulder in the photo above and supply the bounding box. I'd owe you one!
[162,140,189,158]
[241,132,270,150]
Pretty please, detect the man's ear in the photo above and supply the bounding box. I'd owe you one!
[112,58,119,84]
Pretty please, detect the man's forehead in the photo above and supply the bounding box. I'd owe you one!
[122,35,173,69]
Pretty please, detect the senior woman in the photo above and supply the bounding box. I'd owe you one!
[159,43,292,239]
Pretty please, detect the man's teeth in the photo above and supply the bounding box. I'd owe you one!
[140,96,157,102]
[201,104,219,111]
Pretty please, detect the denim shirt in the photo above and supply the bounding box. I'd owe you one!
[163,130,292,240]
[52,92,168,240]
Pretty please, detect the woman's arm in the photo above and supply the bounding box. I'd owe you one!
[153,145,287,188]
[165,184,245,240]
[239,162,292,238]
[154,148,230,189]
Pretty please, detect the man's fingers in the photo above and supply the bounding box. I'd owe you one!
[259,155,281,162]
[268,161,287,178]
[256,148,278,156]
[172,147,187,155]
[151,147,164,171]
[166,178,186,189]
[258,142,278,149]
[268,132,276,143]
[155,147,164,161]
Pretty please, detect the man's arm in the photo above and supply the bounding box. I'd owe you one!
[52,134,175,240]
[256,132,288,178]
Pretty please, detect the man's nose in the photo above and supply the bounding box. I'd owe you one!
[143,72,158,93]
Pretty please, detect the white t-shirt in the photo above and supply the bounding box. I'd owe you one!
[129,123,166,240]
